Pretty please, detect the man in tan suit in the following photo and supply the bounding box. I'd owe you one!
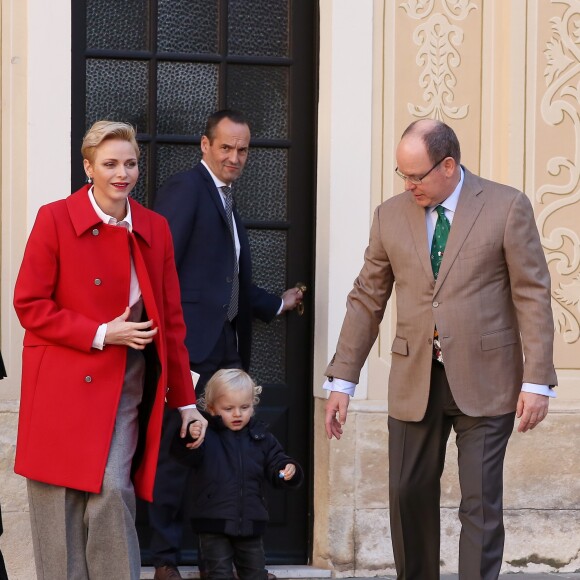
[324,119,557,580]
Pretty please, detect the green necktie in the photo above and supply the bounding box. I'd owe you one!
[430,205,450,364]
[430,205,450,278]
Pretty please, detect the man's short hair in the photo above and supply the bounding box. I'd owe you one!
[402,120,461,165]
[204,109,250,142]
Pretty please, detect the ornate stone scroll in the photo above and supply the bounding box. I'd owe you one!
[400,0,477,120]
[538,1,580,345]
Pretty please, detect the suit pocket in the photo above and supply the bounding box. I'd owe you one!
[181,289,201,303]
[481,327,518,351]
[459,241,494,260]
[391,336,409,356]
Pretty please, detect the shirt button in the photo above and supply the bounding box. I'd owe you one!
[433,301,439,308]
[92,228,99,236]
[94,278,102,286]
[85,376,92,383]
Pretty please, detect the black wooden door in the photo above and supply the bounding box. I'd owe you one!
[71,0,317,565]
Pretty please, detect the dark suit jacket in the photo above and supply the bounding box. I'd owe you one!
[327,167,557,421]
[154,162,281,370]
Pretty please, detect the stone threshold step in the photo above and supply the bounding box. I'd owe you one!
[141,565,332,579]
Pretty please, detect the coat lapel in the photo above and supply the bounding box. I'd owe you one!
[434,169,484,294]
[406,195,435,283]
[199,163,230,229]
[129,199,153,247]
[66,185,102,236]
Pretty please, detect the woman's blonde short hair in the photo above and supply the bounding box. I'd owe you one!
[198,369,262,411]
[81,120,139,163]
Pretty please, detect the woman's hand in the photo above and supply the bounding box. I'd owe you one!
[180,407,208,449]
[104,307,158,350]
[184,420,203,449]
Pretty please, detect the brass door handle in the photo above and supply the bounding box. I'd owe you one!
[295,282,307,316]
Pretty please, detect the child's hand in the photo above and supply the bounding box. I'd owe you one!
[186,420,203,449]
[278,463,296,481]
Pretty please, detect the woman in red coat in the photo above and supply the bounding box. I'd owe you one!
[13,121,207,580]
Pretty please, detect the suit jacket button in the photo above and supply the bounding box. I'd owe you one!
[94,278,102,286]
[85,376,92,383]
[92,228,99,236]
[432,301,439,308]
[428,338,433,345]
[226,277,232,283]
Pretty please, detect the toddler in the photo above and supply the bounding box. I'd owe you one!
[172,368,303,580]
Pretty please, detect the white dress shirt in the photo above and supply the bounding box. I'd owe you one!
[88,188,140,350]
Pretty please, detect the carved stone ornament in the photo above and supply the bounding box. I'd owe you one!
[400,0,477,120]
[538,1,580,344]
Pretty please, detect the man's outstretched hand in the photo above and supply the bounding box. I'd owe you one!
[516,391,549,433]
[325,391,350,439]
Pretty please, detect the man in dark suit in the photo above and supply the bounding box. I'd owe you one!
[324,119,557,580]
[150,109,303,580]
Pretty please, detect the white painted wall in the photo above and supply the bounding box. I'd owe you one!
[1,0,71,400]
[27,0,72,220]
[314,0,375,400]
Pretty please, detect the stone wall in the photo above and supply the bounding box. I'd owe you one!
[0,402,34,579]
[312,399,580,576]
[312,1,580,575]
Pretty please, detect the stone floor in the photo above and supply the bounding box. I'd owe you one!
[140,567,580,579]
[141,566,331,579]
[436,575,580,579]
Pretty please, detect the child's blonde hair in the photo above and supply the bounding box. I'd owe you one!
[197,368,262,411]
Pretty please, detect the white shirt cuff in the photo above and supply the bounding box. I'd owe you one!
[92,324,107,350]
[190,370,200,388]
[323,377,356,397]
[522,383,556,398]
[178,404,197,410]
[276,299,284,316]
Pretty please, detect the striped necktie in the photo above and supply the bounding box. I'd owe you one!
[221,186,239,321]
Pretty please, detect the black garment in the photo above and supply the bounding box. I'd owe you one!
[148,323,242,567]
[171,413,303,537]
[0,353,7,580]
[199,533,266,580]
[0,351,6,379]
[153,163,281,370]
[0,504,7,580]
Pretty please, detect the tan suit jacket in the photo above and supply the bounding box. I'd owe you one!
[326,168,557,421]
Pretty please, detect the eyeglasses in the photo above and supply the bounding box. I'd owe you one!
[395,156,447,185]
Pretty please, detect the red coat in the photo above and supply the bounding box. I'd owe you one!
[13,185,195,501]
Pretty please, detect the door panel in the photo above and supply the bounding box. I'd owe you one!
[72,0,317,564]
